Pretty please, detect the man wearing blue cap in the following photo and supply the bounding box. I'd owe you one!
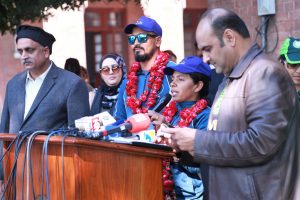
[0,25,90,133]
[161,8,300,200]
[279,37,300,101]
[149,56,211,199]
[114,16,170,120]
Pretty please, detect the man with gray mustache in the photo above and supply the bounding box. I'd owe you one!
[1,25,90,133]
[0,25,90,183]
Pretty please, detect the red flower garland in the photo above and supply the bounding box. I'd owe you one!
[126,51,169,114]
[162,158,175,200]
[162,99,208,127]
[126,51,170,198]
[160,98,208,199]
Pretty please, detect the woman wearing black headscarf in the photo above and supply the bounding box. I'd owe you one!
[90,53,127,115]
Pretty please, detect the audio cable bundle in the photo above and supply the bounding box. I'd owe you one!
[0,113,154,199]
[0,129,78,200]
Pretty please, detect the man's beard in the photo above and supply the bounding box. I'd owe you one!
[134,47,156,62]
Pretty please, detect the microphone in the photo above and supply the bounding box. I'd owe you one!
[81,113,151,139]
[111,119,125,126]
[151,93,172,112]
[125,113,151,133]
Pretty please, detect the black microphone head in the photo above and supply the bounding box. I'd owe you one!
[152,93,172,113]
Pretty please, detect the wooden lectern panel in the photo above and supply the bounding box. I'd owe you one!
[0,134,173,200]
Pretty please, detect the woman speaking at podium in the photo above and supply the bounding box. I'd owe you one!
[149,56,211,199]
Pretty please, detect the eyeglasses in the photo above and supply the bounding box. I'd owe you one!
[100,64,121,75]
[282,61,300,70]
[128,33,157,45]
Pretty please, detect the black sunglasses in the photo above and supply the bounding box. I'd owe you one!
[128,33,157,45]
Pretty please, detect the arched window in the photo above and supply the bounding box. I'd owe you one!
[183,9,204,56]
[84,8,127,87]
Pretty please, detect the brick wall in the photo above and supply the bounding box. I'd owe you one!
[0,0,299,116]
[0,34,23,111]
[208,0,300,56]
[123,2,144,66]
[0,22,42,115]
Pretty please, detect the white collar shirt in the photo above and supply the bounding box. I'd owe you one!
[24,62,53,119]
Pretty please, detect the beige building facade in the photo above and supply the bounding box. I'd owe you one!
[0,0,300,116]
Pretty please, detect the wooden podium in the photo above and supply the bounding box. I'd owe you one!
[0,133,173,199]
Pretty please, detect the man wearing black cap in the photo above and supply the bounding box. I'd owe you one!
[0,25,90,133]
[0,25,90,191]
[114,16,170,121]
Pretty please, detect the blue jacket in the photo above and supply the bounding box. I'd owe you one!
[170,101,210,129]
[113,70,170,120]
[170,101,210,200]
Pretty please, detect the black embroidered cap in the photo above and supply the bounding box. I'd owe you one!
[16,25,56,54]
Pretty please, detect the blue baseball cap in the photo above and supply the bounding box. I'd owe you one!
[124,16,162,36]
[164,56,211,78]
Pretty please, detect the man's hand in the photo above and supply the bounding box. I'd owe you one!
[148,110,166,128]
[160,126,197,156]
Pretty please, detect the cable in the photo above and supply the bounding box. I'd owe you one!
[0,128,79,199]
[0,134,20,162]
[1,131,32,200]
[254,15,278,53]
[54,128,78,200]
[28,131,48,199]
[43,129,73,199]
[265,16,279,53]
[0,133,22,199]
[28,132,42,199]
[61,131,72,200]
[24,130,48,200]
[0,130,48,199]
[41,131,57,200]
[12,132,31,199]
[0,132,22,199]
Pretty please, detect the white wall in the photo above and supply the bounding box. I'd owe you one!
[43,6,87,68]
[141,0,186,62]
[43,0,186,66]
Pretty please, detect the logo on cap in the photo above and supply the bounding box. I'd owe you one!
[136,20,143,25]
[293,40,300,49]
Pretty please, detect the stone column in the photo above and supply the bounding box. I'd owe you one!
[141,0,186,62]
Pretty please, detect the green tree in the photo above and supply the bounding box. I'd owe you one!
[0,0,139,34]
